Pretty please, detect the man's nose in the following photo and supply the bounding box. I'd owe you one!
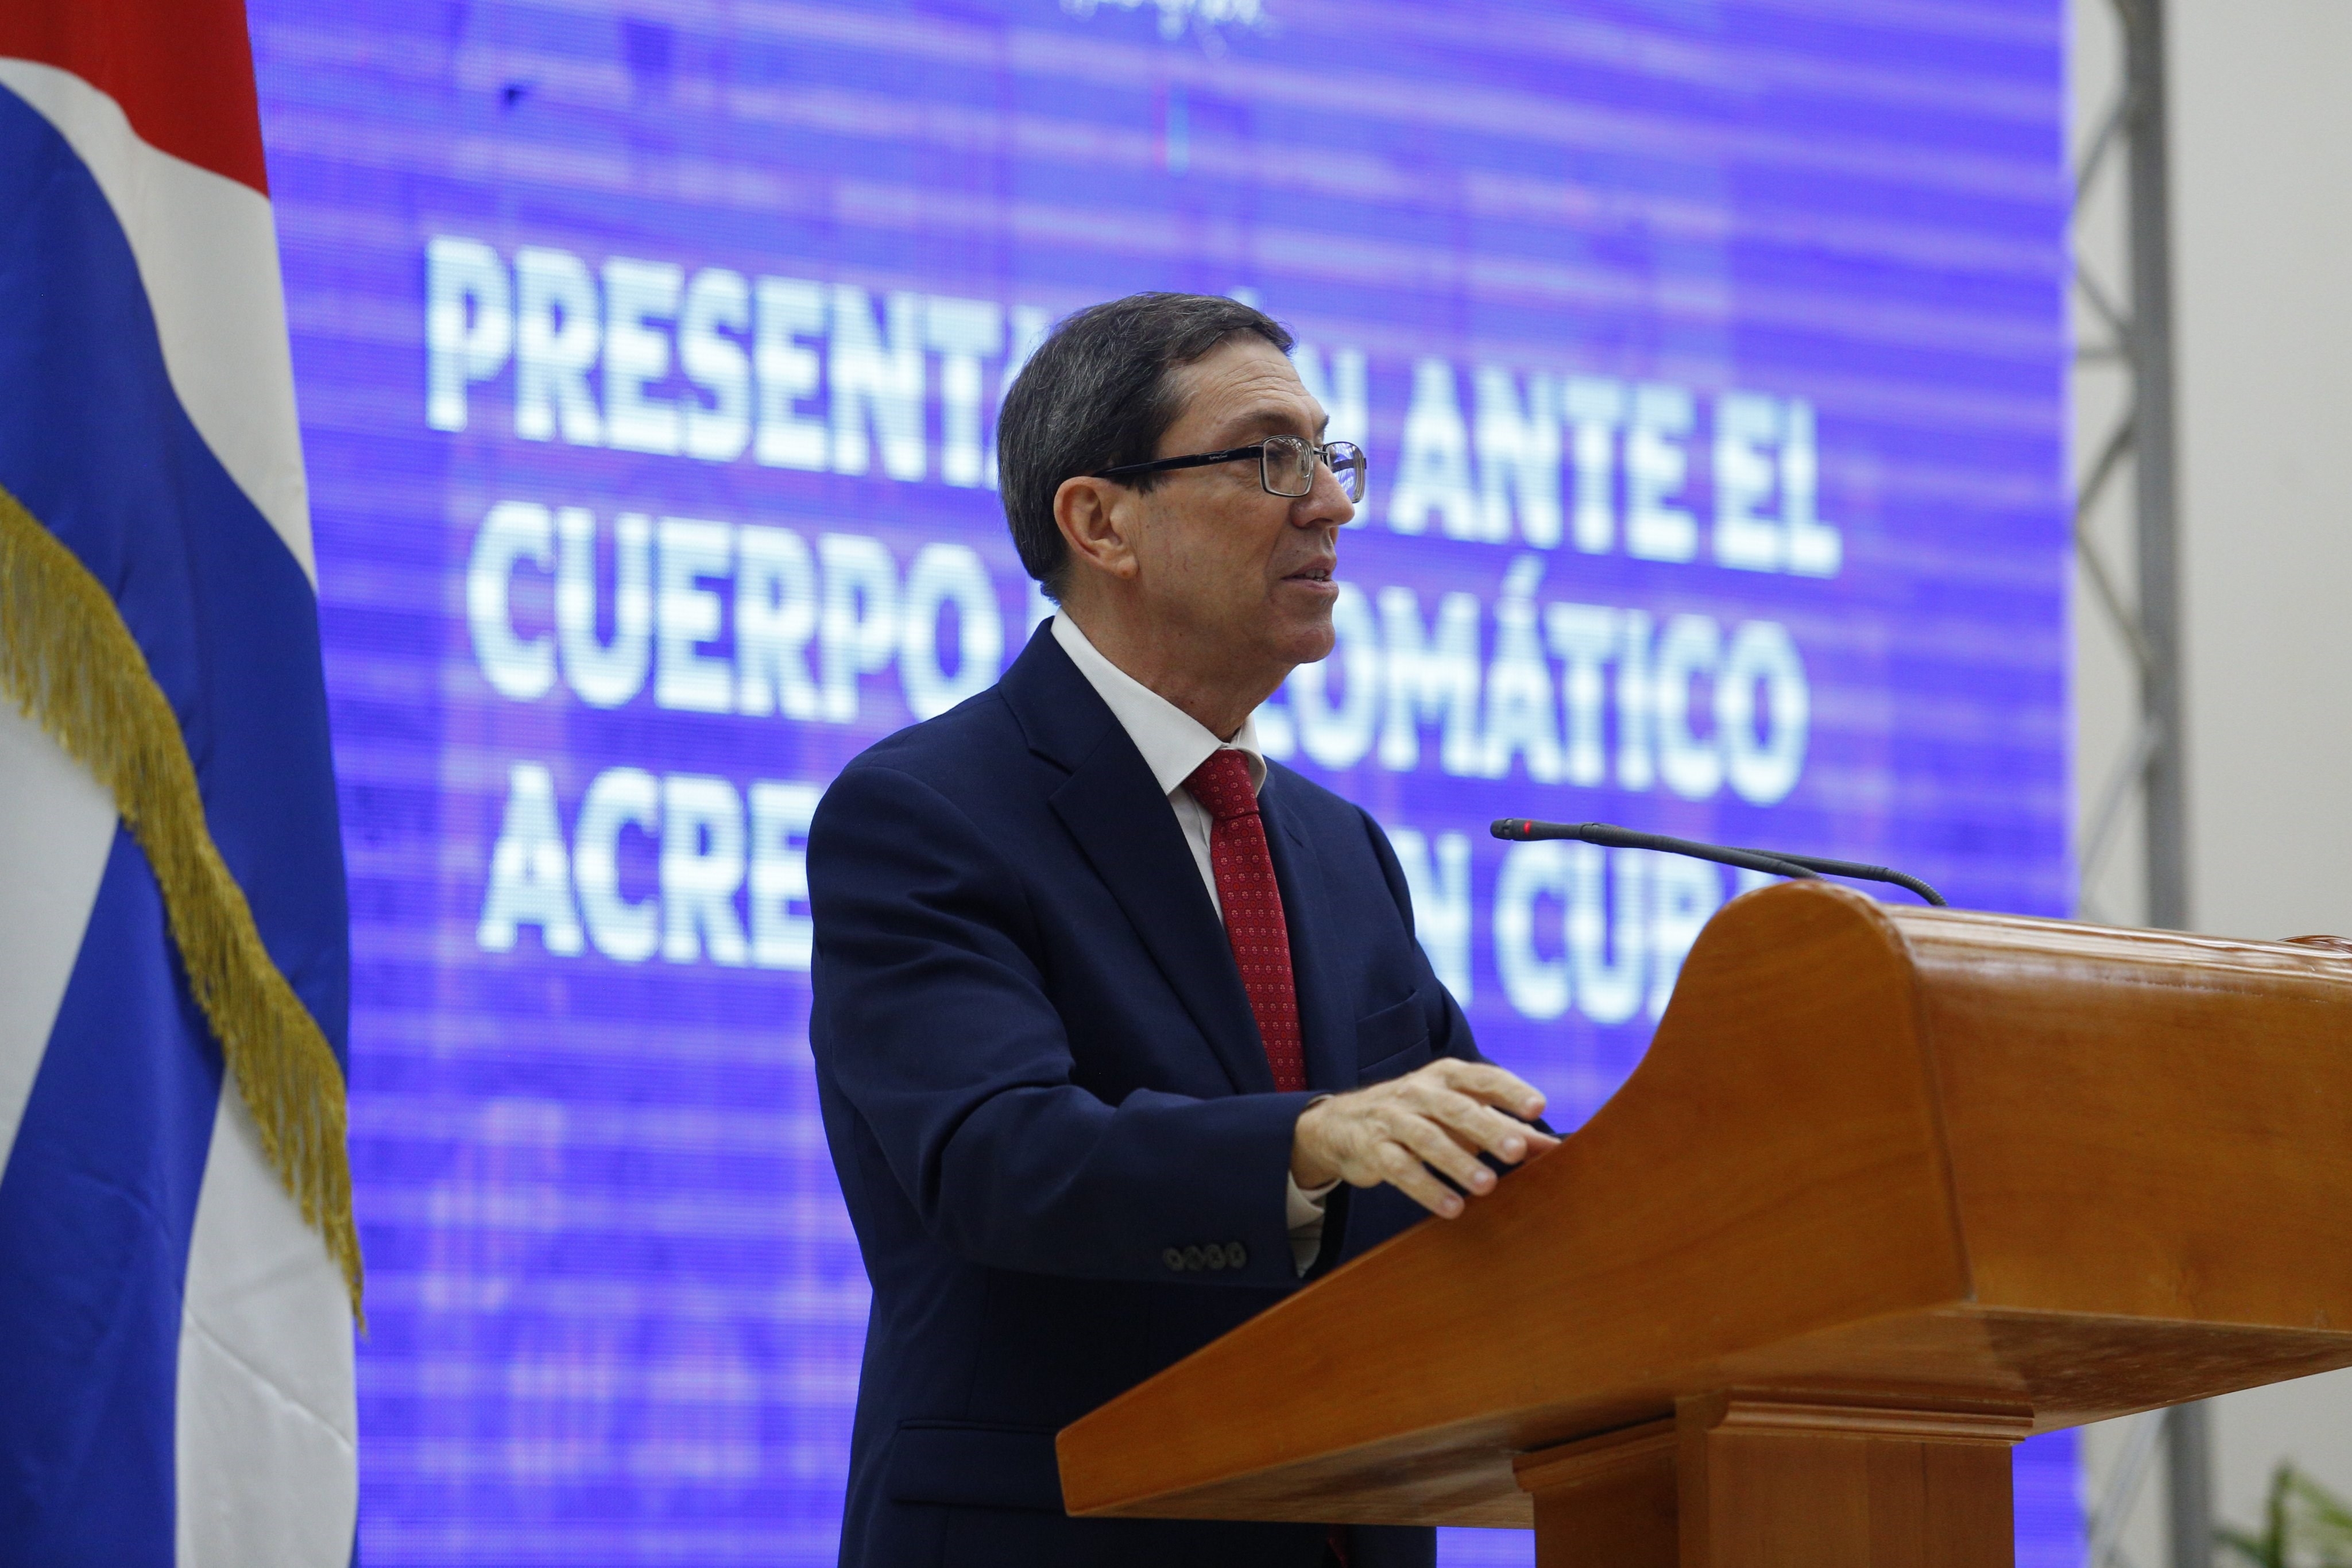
[1295,462,1356,528]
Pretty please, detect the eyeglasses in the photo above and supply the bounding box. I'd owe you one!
[1092,435,1367,505]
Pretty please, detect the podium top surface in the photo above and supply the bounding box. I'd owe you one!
[1057,882,2352,1528]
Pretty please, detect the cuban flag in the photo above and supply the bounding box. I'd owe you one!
[0,2,358,1564]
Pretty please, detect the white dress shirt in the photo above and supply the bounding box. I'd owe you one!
[1050,614,1337,1273]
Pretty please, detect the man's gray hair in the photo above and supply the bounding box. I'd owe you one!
[997,292,1294,600]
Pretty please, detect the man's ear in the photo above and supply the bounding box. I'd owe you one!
[1053,475,1142,585]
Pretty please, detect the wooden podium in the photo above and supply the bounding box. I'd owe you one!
[1056,882,2352,1567]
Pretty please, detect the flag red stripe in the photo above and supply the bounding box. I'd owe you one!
[0,0,267,193]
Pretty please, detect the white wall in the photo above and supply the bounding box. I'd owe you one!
[2073,0,2352,1551]
[2171,0,2352,945]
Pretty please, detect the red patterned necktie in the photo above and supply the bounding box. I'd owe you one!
[1185,750,1339,1563]
[1182,749,1306,1094]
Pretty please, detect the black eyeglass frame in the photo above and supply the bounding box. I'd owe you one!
[1091,436,1367,504]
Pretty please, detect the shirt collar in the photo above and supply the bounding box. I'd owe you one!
[1051,613,1266,800]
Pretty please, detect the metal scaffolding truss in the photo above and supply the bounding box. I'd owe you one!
[2072,1,2208,1566]
[2083,1406,2214,1568]
[2071,0,2187,934]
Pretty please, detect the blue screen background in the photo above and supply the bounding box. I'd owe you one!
[246,1,2079,1561]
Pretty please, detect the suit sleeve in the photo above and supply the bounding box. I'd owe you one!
[807,761,1316,1288]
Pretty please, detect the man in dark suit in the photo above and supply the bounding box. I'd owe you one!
[808,293,1557,1568]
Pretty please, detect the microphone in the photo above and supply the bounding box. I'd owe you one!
[1489,819,1948,907]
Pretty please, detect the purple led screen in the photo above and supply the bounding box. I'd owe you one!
[246,0,2078,1562]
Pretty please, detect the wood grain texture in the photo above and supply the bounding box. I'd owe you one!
[1516,1397,2029,1568]
[1679,1396,2023,1568]
[1896,911,2352,1333]
[1056,882,2352,1528]
[1515,1420,1677,1568]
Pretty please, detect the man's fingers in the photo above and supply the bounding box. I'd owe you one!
[1374,1141,1467,1218]
[1319,1069,1564,1217]
[1425,1059,1549,1121]
[1403,1085,1549,1164]
[1388,1112,1496,1195]
[1343,1122,1476,1215]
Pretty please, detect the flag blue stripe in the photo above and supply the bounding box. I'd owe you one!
[0,826,224,1567]
[0,72,353,1562]
[0,82,350,1074]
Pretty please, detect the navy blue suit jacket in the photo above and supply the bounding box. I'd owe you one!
[808,625,1488,1568]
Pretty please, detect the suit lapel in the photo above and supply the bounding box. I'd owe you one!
[1050,745,1273,1096]
[1260,772,1355,1095]
[1003,625,1273,1097]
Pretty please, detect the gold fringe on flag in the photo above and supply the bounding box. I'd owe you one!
[0,483,362,1321]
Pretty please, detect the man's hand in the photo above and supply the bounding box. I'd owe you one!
[1289,1060,1561,1218]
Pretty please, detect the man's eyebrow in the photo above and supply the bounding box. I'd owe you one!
[1208,404,1323,444]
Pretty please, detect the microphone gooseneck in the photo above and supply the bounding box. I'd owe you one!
[1488,819,1948,907]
